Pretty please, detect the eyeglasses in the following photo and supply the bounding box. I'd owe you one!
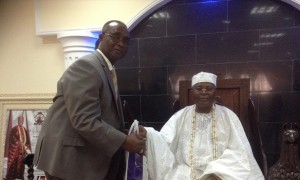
[104,33,130,45]
[192,86,215,93]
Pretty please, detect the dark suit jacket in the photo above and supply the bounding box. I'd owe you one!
[33,51,127,180]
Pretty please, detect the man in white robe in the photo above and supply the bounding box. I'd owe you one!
[143,72,264,180]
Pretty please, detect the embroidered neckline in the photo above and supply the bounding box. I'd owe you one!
[189,105,217,180]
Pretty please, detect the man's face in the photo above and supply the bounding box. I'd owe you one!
[192,82,216,113]
[99,22,130,64]
[18,116,24,126]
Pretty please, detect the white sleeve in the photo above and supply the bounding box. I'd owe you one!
[144,127,175,180]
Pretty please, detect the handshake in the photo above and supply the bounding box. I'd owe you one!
[122,125,147,155]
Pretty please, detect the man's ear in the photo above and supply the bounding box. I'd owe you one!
[99,33,105,41]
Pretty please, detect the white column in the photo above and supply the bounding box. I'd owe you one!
[57,30,98,69]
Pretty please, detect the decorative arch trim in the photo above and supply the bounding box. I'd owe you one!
[281,0,300,11]
[126,0,172,31]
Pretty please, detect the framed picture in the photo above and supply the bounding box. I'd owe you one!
[0,93,54,180]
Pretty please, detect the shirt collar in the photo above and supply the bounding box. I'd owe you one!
[96,49,114,71]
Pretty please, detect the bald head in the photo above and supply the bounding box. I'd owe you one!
[102,20,127,34]
[98,20,130,65]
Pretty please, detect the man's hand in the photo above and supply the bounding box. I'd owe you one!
[139,125,147,139]
[122,133,146,154]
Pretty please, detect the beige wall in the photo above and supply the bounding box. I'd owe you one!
[36,0,153,34]
[0,0,157,94]
[0,0,64,94]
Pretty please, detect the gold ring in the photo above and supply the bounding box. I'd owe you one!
[139,149,144,154]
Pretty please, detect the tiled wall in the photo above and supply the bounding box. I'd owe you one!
[117,0,300,170]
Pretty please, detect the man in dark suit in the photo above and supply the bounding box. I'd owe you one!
[33,20,146,180]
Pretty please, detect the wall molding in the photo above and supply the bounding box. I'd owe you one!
[35,0,171,36]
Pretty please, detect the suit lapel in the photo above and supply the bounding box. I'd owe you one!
[92,51,123,120]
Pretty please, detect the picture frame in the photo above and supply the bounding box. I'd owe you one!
[0,93,54,179]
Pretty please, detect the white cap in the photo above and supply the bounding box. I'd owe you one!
[191,72,217,86]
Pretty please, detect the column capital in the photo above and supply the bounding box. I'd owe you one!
[57,30,98,69]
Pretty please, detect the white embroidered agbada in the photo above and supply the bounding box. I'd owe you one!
[144,104,264,180]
